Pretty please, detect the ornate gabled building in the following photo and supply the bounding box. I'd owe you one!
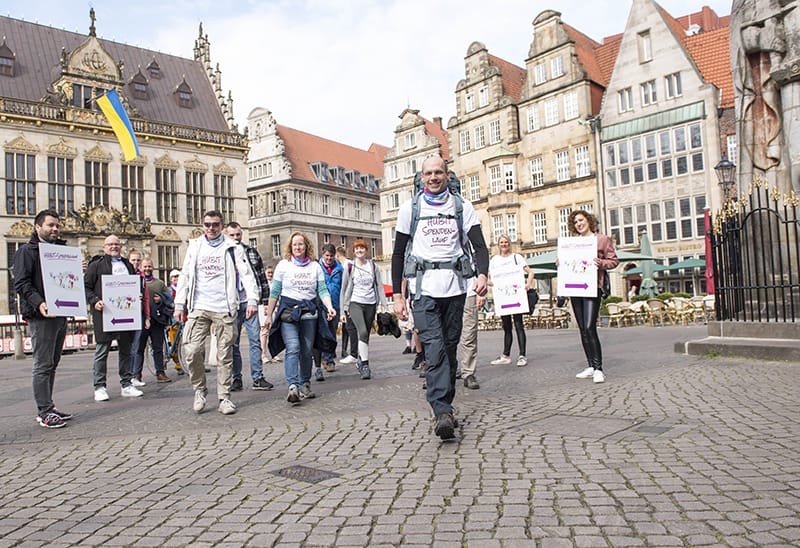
[380,108,449,267]
[246,108,388,266]
[0,11,247,313]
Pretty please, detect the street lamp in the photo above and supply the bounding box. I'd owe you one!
[714,155,736,202]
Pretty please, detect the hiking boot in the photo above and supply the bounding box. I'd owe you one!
[299,382,315,399]
[252,377,273,390]
[575,367,595,379]
[156,372,172,383]
[314,367,325,382]
[218,398,237,415]
[463,375,480,390]
[434,413,455,440]
[230,378,243,392]
[287,384,300,404]
[193,390,207,413]
[36,412,66,429]
[121,385,143,398]
[491,355,512,365]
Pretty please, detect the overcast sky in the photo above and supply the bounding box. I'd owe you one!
[4,0,732,149]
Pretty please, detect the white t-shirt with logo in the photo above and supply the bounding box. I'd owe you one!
[193,243,229,313]
[273,259,326,301]
[489,253,526,277]
[396,194,479,298]
[350,261,378,304]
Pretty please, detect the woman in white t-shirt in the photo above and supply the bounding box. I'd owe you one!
[264,232,336,404]
[488,234,536,366]
[340,239,387,380]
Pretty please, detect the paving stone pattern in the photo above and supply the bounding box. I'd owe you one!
[0,325,798,547]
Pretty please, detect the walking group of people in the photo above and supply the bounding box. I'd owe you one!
[17,156,618,438]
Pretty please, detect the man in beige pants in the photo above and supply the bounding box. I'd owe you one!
[459,287,484,389]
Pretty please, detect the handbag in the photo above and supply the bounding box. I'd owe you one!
[526,288,539,314]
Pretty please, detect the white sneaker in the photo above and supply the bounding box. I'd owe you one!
[193,390,206,413]
[121,385,143,397]
[576,367,595,379]
[490,355,512,365]
[131,378,146,387]
[94,387,110,402]
[593,370,605,383]
[516,356,528,367]
[339,355,358,365]
[218,398,237,415]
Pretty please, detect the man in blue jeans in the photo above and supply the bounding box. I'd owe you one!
[225,222,273,391]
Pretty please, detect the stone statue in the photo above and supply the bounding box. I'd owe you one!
[731,0,800,193]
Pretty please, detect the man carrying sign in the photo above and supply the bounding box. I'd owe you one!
[13,209,72,428]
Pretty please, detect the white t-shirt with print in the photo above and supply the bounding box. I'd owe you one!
[350,261,377,304]
[489,253,526,277]
[193,242,229,313]
[396,193,479,298]
[273,259,325,301]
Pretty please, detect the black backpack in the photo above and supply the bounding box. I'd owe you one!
[152,290,174,326]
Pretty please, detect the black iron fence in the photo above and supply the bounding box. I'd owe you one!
[711,179,800,322]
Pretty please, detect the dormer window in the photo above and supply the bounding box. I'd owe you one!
[146,58,161,79]
[310,162,329,183]
[174,78,193,108]
[129,69,149,100]
[0,38,16,77]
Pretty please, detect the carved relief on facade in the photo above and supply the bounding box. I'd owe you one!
[7,220,34,237]
[66,36,119,80]
[46,138,78,159]
[189,228,204,239]
[155,227,182,241]
[61,205,153,237]
[185,156,208,172]
[4,136,39,154]
[84,143,113,162]
[213,161,236,176]
[122,154,148,166]
[154,154,180,170]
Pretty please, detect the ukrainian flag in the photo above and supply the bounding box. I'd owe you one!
[96,89,139,161]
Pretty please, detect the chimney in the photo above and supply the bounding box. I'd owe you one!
[433,116,443,129]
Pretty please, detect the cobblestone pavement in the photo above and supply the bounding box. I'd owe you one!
[1,325,799,547]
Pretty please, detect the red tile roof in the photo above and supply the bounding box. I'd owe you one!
[277,124,388,185]
[424,117,450,161]
[685,26,734,107]
[487,54,526,102]
[563,22,621,86]
[675,5,727,32]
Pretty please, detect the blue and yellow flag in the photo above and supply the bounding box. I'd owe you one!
[96,89,139,161]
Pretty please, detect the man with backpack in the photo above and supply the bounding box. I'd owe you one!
[391,156,489,441]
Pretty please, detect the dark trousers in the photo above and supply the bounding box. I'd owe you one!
[136,322,166,375]
[412,294,466,416]
[571,296,603,369]
[29,317,67,416]
[342,316,358,358]
[501,313,526,356]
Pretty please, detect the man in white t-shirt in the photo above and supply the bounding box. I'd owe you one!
[173,211,259,416]
[391,156,489,441]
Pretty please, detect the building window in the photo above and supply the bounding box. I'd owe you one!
[690,123,702,148]
[575,145,591,178]
[156,245,180,285]
[661,159,673,178]
[155,167,177,223]
[646,134,657,158]
[269,191,279,214]
[404,132,416,150]
[489,165,502,194]
[647,162,658,181]
[489,119,501,144]
[354,200,361,220]
[532,211,547,244]
[544,99,559,126]
[631,138,642,162]
[638,31,652,63]
[551,56,564,78]
[474,126,486,148]
[691,152,704,172]
[406,158,417,177]
[622,206,634,245]
[478,86,489,107]
[71,83,104,111]
[271,235,281,258]
[459,130,471,153]
[47,157,74,216]
[5,152,36,215]
[185,171,205,225]
[563,92,579,120]
[249,196,254,218]
[370,203,376,222]
[636,204,647,240]
[695,195,707,236]
[339,198,345,217]
[0,46,14,77]
[665,72,682,98]
[85,160,109,208]
[465,92,475,112]
[727,134,738,164]
[618,87,633,112]
[558,207,572,238]
[529,157,544,187]
[641,80,657,105]
[555,150,570,182]
[389,164,399,180]
[506,214,518,242]
[492,215,504,243]
[679,197,693,239]
[469,175,481,201]
[664,200,677,240]
[609,208,621,244]
[504,164,515,192]
[214,174,234,220]
[322,194,330,215]
[534,63,547,85]
[121,164,144,221]
[388,192,399,210]
[650,203,662,241]
[527,105,540,132]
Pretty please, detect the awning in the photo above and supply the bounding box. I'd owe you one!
[659,257,706,271]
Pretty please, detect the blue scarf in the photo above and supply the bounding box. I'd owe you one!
[292,255,311,266]
[423,187,450,206]
[205,233,225,247]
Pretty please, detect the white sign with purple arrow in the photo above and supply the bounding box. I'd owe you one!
[39,242,87,317]
[557,236,598,298]
[101,274,142,332]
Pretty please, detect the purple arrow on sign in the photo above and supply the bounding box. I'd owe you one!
[565,283,589,290]
[55,299,80,307]
[111,317,135,325]
[500,303,521,309]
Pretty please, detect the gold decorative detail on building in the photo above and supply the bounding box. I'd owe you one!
[67,36,119,80]
[8,220,34,237]
[4,135,40,154]
[84,143,113,162]
[122,154,148,167]
[185,156,208,172]
[189,228,204,239]
[154,154,179,169]
[46,138,78,159]
[213,161,236,176]
[155,227,183,241]
[61,204,152,237]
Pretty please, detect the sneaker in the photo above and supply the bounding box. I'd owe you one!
[287,384,300,404]
[491,355,512,366]
[121,385,144,398]
[94,387,110,402]
[218,398,237,415]
[412,353,424,370]
[340,355,358,365]
[402,346,414,355]
[576,367,595,379]
[358,361,371,380]
[434,413,456,440]
[51,408,73,421]
[463,375,480,390]
[193,390,207,413]
[132,376,146,387]
[299,382,316,399]
[314,367,325,382]
[516,356,528,367]
[323,360,336,373]
[251,377,274,391]
[156,373,172,383]
[36,412,66,429]
[593,370,606,384]
[230,378,243,392]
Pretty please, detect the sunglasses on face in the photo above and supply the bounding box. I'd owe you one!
[203,222,221,228]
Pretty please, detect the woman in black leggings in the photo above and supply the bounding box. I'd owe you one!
[568,210,618,383]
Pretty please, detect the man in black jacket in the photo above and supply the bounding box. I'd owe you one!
[13,209,71,428]
[84,234,144,402]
